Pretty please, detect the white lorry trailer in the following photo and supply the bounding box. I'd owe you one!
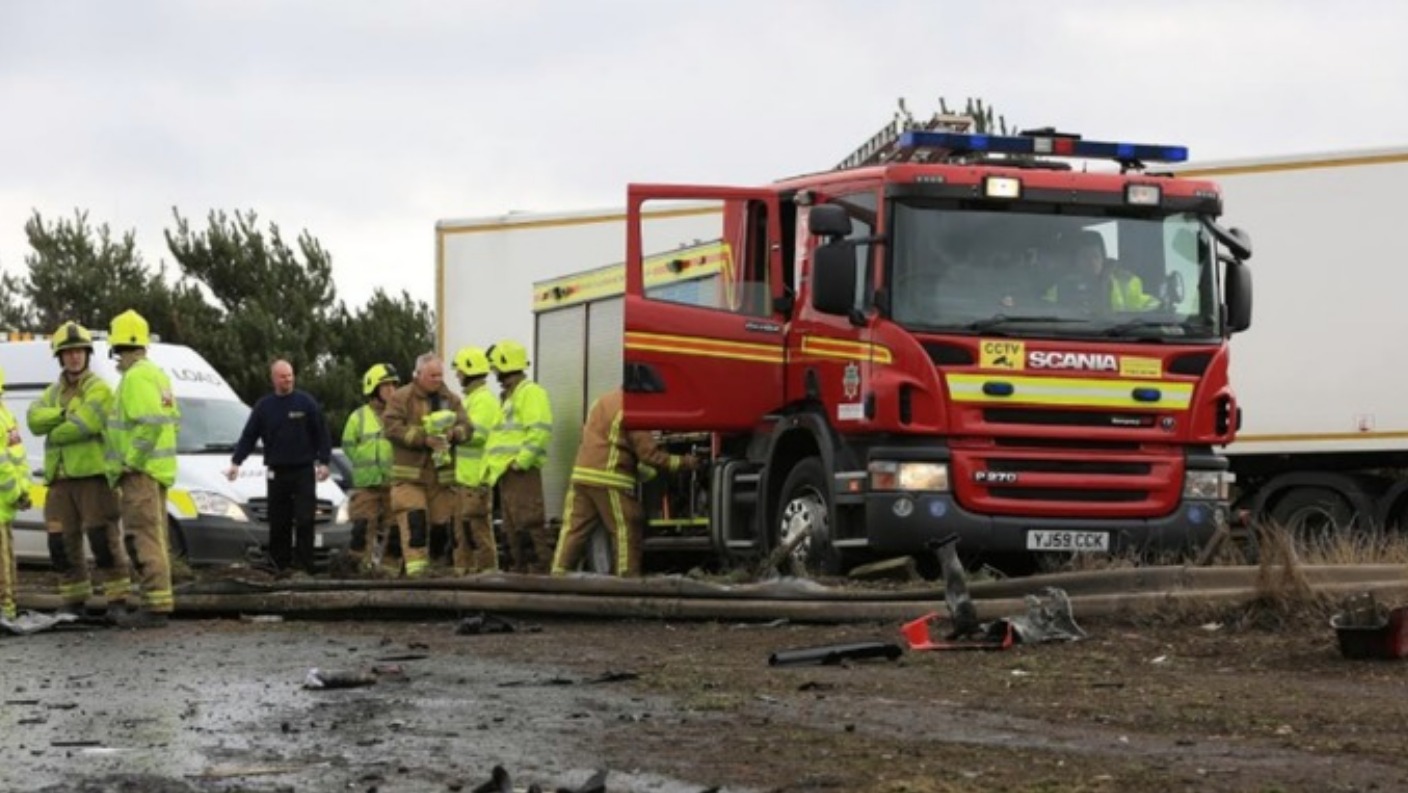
[1178,147,1408,536]
[436,145,1408,559]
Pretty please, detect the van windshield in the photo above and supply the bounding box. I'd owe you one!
[178,398,252,453]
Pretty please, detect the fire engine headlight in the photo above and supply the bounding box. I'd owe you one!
[189,490,250,522]
[1183,471,1234,501]
[869,461,950,492]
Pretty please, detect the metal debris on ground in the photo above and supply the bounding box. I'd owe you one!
[303,668,378,689]
[468,764,610,793]
[0,611,80,636]
[455,612,542,635]
[767,641,903,667]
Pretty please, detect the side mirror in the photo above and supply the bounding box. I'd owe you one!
[1225,260,1252,333]
[1202,219,1253,262]
[808,204,852,238]
[812,242,856,316]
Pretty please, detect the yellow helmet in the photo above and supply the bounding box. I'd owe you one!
[487,340,529,374]
[51,321,94,356]
[361,363,400,396]
[453,346,491,378]
[109,309,151,348]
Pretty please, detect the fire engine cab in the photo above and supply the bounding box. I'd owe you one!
[551,118,1254,575]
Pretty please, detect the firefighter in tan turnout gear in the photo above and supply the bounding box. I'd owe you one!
[452,347,501,574]
[341,363,400,573]
[382,353,469,578]
[485,340,553,574]
[552,388,695,576]
[106,309,179,629]
[27,322,131,618]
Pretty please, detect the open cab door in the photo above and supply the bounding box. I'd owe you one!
[623,184,787,431]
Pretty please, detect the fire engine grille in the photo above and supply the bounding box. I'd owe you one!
[987,487,1147,503]
[954,446,1180,517]
[985,458,1152,476]
[244,498,337,524]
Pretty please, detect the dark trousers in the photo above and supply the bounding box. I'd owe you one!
[267,465,317,572]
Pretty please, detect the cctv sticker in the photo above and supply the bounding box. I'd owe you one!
[980,339,1024,370]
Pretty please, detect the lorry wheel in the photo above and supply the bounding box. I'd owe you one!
[776,457,843,577]
[1268,487,1355,548]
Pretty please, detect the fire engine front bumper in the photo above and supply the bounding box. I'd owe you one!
[858,493,1227,557]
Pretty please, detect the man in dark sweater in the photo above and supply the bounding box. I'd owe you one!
[226,360,331,574]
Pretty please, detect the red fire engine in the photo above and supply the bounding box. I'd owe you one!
[613,119,1253,574]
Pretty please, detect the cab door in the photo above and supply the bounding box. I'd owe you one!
[623,184,787,431]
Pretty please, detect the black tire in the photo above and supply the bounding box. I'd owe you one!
[775,457,843,577]
[1268,487,1355,548]
[167,519,189,561]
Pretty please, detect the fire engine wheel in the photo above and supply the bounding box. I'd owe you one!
[1267,487,1355,549]
[775,457,842,577]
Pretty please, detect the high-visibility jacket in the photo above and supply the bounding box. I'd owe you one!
[569,389,686,490]
[0,403,31,523]
[382,382,470,485]
[455,383,501,488]
[27,370,112,483]
[486,377,553,481]
[341,402,392,488]
[1044,268,1160,311]
[107,357,180,487]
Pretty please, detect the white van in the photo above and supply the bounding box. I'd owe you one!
[1,338,352,568]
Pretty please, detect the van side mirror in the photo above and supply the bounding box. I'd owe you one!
[812,242,856,316]
[1225,260,1252,333]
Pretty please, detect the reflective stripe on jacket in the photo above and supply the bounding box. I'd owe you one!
[569,389,683,490]
[486,378,553,481]
[107,357,180,487]
[455,384,502,487]
[341,403,392,488]
[27,370,112,482]
[0,404,31,522]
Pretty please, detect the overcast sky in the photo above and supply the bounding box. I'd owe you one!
[1,0,1405,311]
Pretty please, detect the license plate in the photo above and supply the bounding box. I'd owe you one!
[1026,530,1109,552]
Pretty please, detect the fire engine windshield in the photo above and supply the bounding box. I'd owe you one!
[888,202,1220,340]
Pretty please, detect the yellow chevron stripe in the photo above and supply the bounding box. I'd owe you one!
[625,331,784,364]
[945,373,1193,409]
[799,337,894,364]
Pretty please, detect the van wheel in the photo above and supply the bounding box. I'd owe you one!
[775,457,842,577]
[1268,487,1355,549]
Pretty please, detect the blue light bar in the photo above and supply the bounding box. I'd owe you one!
[896,131,1188,164]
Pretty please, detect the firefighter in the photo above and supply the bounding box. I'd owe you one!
[484,340,553,574]
[451,346,502,574]
[382,353,469,578]
[1045,230,1159,312]
[552,388,696,577]
[341,363,400,574]
[26,322,131,619]
[0,365,32,624]
[105,309,179,629]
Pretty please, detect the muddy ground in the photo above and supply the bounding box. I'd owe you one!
[3,580,1408,793]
